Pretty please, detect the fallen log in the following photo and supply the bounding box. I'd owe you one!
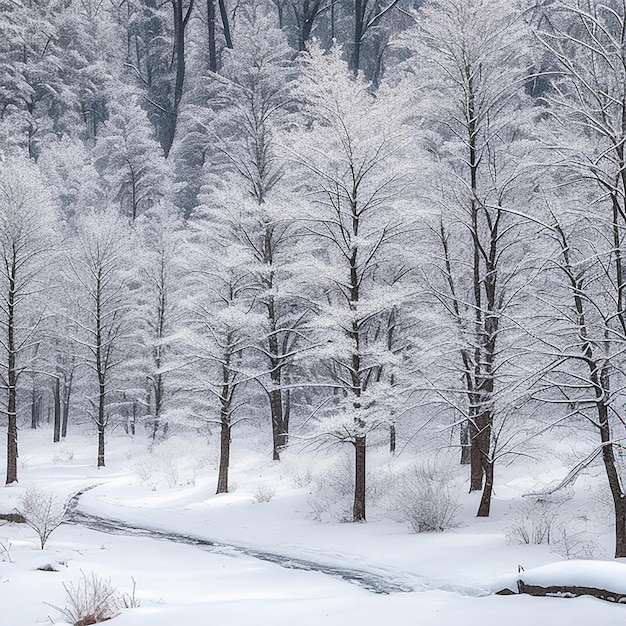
[518,580,626,603]
[0,512,25,523]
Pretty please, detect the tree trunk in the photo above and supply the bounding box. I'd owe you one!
[164,0,195,157]
[6,264,17,485]
[469,416,483,491]
[269,387,283,461]
[460,420,471,464]
[351,0,364,73]
[207,0,217,72]
[97,383,106,468]
[598,400,626,557]
[389,424,396,454]
[53,378,61,443]
[218,0,232,49]
[216,418,230,494]
[61,374,72,439]
[477,452,494,517]
[30,384,38,429]
[353,435,366,521]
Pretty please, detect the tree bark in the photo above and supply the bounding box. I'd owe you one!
[460,421,471,464]
[61,372,72,438]
[353,435,366,521]
[53,377,61,443]
[97,382,106,468]
[6,260,17,485]
[217,0,232,49]
[207,0,217,72]
[216,360,232,494]
[469,417,483,491]
[351,0,365,73]
[477,447,494,517]
[216,419,230,494]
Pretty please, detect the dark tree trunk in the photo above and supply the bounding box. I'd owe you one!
[597,392,626,557]
[61,373,72,438]
[207,0,217,72]
[97,381,106,468]
[218,0,232,49]
[477,449,494,517]
[95,268,107,469]
[556,223,626,556]
[53,378,61,443]
[353,435,366,521]
[351,0,364,73]
[6,263,17,485]
[460,421,471,464]
[469,416,483,491]
[216,360,232,494]
[389,423,396,454]
[163,0,195,157]
[30,383,39,429]
[269,386,283,461]
[216,418,230,494]
[268,316,286,460]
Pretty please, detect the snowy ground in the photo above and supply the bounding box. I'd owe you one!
[1,428,625,625]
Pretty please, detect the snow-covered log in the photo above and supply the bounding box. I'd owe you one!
[493,561,626,602]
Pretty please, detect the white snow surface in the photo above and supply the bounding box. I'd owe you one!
[1,429,625,625]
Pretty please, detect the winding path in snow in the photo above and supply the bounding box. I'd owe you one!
[64,488,486,598]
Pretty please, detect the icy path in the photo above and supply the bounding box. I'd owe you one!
[65,488,485,597]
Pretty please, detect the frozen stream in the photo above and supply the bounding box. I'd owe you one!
[65,488,419,595]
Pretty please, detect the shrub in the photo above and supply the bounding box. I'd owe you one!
[395,462,460,533]
[307,455,390,522]
[0,538,12,563]
[505,494,568,545]
[254,484,276,503]
[135,436,206,489]
[49,571,138,625]
[17,486,66,549]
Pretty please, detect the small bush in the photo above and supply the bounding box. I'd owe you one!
[135,436,206,489]
[52,448,75,464]
[307,455,390,523]
[289,466,314,489]
[0,538,12,563]
[49,571,138,625]
[505,494,568,545]
[17,486,66,549]
[505,491,602,558]
[254,484,276,503]
[395,462,460,533]
[307,456,355,522]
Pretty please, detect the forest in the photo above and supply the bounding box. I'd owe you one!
[2,0,626,579]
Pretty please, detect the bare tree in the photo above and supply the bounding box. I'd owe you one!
[18,486,66,549]
[533,0,626,557]
[403,0,535,516]
[288,45,413,521]
[180,206,259,494]
[207,11,301,461]
[0,160,55,484]
[67,208,131,468]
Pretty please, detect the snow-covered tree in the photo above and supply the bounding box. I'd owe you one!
[0,160,56,483]
[93,90,170,220]
[400,0,538,516]
[179,205,261,493]
[201,10,305,460]
[287,44,414,521]
[134,202,185,440]
[533,0,626,558]
[67,208,132,467]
